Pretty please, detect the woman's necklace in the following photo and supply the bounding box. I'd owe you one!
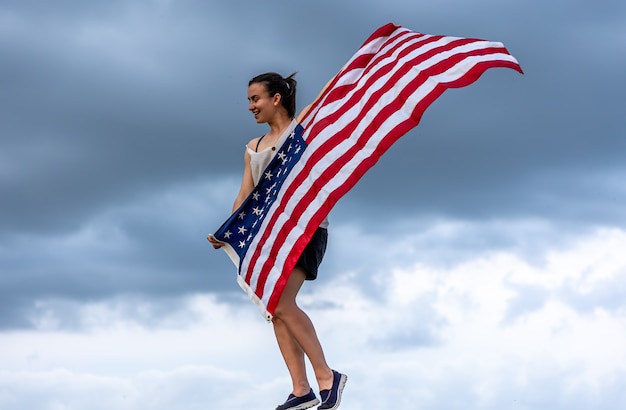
[266,122,291,151]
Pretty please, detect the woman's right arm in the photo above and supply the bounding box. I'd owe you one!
[207,147,255,249]
[232,146,255,212]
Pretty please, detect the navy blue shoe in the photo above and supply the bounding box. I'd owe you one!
[276,388,320,410]
[318,370,347,410]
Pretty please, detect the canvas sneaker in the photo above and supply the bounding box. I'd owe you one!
[275,388,320,410]
[318,370,347,410]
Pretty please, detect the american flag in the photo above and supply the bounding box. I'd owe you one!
[211,23,523,320]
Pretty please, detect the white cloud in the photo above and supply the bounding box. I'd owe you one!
[3,227,625,409]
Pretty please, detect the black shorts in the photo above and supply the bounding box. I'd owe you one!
[295,227,328,280]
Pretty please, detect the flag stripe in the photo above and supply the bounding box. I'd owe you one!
[246,29,427,292]
[251,25,521,312]
[254,32,519,307]
[213,23,522,319]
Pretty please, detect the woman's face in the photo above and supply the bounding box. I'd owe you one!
[247,82,280,123]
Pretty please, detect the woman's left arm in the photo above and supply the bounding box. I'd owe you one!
[296,74,338,123]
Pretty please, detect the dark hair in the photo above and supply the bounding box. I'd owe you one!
[249,72,297,118]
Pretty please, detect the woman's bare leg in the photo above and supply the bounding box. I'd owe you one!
[273,268,334,395]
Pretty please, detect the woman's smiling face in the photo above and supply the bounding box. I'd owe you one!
[247,82,281,124]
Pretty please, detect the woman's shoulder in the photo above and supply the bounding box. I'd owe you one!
[246,135,264,151]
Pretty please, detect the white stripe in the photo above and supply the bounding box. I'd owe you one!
[254,30,452,290]
[240,25,520,315]
[260,41,515,293]
[302,29,429,129]
[254,29,432,295]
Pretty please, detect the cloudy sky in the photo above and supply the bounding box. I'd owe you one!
[2,1,625,409]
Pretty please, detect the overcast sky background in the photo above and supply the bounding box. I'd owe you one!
[1,1,625,409]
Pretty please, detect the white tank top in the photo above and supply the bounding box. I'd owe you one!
[246,120,329,228]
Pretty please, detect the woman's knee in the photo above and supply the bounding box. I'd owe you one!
[274,297,302,321]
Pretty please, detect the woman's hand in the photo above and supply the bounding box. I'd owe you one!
[207,234,225,249]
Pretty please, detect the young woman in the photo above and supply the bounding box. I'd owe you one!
[208,72,347,410]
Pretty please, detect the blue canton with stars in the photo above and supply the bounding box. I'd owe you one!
[213,124,307,264]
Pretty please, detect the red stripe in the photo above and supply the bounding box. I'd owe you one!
[270,60,517,301]
[244,29,404,286]
[303,31,428,132]
[254,31,519,303]
[242,24,522,315]
[300,25,406,125]
[303,36,467,142]
[251,33,437,294]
